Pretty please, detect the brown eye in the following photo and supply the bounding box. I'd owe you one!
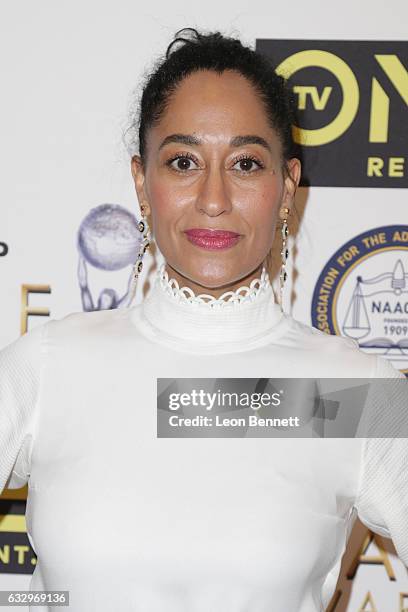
[166,154,199,173]
[232,155,264,173]
[238,159,254,172]
[174,158,193,171]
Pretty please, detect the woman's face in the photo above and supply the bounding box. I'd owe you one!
[131,69,301,295]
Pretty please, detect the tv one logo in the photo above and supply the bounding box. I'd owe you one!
[256,40,407,188]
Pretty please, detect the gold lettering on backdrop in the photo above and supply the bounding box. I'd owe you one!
[369,55,408,143]
[393,231,408,242]
[358,591,377,612]
[367,157,384,177]
[367,156,405,177]
[347,530,396,581]
[400,592,408,612]
[370,78,390,142]
[0,545,10,564]
[389,157,405,177]
[336,245,360,268]
[315,267,341,332]
[275,49,360,146]
[325,588,342,612]
[326,590,408,612]
[293,85,332,110]
[20,284,51,335]
[14,545,31,565]
[275,50,407,156]
[361,233,387,249]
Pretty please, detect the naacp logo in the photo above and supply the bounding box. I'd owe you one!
[311,225,408,375]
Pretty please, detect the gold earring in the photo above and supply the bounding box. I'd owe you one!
[278,206,290,312]
[122,202,152,308]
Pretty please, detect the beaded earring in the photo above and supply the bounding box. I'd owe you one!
[126,203,151,307]
[278,206,290,312]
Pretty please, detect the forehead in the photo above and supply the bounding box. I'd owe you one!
[149,69,277,144]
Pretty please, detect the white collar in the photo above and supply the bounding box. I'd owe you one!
[157,263,271,308]
[132,263,287,354]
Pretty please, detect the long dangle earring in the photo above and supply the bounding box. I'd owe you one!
[126,203,151,308]
[278,207,290,313]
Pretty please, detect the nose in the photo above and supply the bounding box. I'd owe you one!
[195,164,233,217]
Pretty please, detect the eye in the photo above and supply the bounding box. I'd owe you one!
[165,152,265,174]
[166,152,200,173]
[231,154,264,173]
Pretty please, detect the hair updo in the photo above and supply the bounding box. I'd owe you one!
[123,27,298,177]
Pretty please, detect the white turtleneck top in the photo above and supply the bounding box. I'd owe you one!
[0,264,407,612]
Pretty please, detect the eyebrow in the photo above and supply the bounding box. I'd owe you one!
[158,133,272,153]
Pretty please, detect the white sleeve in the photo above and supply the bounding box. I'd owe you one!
[0,322,46,494]
[354,355,408,566]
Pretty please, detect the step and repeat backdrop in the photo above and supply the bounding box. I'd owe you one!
[0,1,407,610]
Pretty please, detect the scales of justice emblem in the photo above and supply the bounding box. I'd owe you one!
[341,258,408,370]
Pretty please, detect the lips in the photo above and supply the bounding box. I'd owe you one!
[184,228,241,251]
[185,228,240,239]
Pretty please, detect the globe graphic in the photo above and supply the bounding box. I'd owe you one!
[77,203,142,271]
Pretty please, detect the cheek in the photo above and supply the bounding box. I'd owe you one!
[238,182,281,233]
[147,181,182,230]
[146,180,192,253]
[145,167,193,221]
[258,180,282,210]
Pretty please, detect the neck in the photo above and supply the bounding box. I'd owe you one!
[130,262,287,355]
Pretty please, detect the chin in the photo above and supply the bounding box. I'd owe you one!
[185,262,247,290]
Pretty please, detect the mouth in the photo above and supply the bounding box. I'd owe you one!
[184,228,242,251]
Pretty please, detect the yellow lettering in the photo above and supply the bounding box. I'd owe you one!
[400,592,408,612]
[21,284,51,335]
[369,55,408,143]
[367,157,384,177]
[276,50,359,146]
[0,545,10,564]
[375,55,408,104]
[362,233,387,248]
[293,85,332,110]
[369,78,389,142]
[336,245,360,267]
[347,529,396,580]
[393,231,408,242]
[14,544,30,565]
[358,591,377,612]
[389,157,405,177]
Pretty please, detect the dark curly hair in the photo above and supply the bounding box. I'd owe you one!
[123,27,298,177]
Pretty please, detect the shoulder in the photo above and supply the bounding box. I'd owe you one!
[0,309,130,372]
[0,324,48,493]
[285,315,360,351]
[277,314,390,378]
[281,313,363,356]
[43,306,131,343]
[0,321,46,376]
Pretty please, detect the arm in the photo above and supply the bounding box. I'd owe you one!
[0,322,46,493]
[354,356,408,566]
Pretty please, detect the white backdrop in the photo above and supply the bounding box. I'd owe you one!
[1,1,407,610]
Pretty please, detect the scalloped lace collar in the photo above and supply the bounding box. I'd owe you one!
[157,263,272,308]
[133,263,286,353]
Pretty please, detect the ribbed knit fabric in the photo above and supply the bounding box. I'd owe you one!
[0,323,44,492]
[355,355,408,563]
[138,263,287,353]
[0,264,407,612]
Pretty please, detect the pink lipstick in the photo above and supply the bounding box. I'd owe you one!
[184,228,241,250]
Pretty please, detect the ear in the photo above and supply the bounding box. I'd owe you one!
[131,155,151,216]
[279,157,301,219]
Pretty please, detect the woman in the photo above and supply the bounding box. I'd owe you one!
[0,28,407,612]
